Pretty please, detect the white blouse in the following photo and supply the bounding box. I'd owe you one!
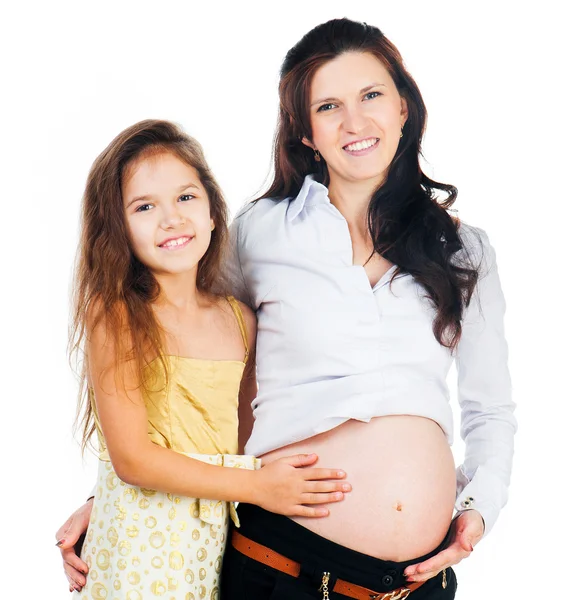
[228,174,516,535]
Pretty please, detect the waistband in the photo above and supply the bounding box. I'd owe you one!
[233,503,451,592]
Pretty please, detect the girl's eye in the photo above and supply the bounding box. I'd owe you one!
[135,203,154,213]
[317,103,337,113]
[364,91,382,100]
[178,194,195,202]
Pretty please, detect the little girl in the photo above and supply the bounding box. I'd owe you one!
[69,120,350,599]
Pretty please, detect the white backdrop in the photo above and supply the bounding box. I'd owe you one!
[2,1,578,598]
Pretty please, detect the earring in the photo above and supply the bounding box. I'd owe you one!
[400,128,404,139]
[314,149,321,162]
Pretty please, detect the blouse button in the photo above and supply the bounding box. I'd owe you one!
[461,496,474,508]
[381,574,394,586]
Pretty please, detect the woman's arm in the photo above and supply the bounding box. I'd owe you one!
[404,226,516,583]
[237,301,257,453]
[453,226,517,536]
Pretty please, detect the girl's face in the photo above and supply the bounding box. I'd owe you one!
[304,51,408,189]
[122,151,214,278]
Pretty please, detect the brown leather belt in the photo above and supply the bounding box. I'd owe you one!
[231,531,426,600]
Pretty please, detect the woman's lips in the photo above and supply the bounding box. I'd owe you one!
[343,137,380,156]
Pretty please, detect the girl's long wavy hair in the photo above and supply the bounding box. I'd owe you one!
[262,18,479,348]
[71,120,229,452]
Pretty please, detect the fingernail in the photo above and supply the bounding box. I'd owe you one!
[342,483,351,491]
[337,470,345,477]
[56,538,65,547]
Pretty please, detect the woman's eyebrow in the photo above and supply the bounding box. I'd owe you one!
[311,83,387,107]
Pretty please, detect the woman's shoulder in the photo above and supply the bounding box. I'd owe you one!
[232,196,290,228]
[456,221,497,275]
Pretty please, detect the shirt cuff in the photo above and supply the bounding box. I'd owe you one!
[455,465,503,537]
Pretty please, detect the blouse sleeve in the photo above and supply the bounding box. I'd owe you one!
[454,226,517,536]
[224,211,253,308]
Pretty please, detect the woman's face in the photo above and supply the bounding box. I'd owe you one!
[122,151,214,278]
[305,51,408,189]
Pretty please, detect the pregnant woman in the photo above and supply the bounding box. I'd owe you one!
[58,18,515,600]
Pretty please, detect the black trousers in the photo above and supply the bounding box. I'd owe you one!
[221,504,457,599]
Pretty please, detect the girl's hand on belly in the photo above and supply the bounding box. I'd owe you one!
[252,453,352,517]
[404,510,485,583]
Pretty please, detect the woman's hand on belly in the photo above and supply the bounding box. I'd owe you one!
[252,452,352,517]
[404,509,484,583]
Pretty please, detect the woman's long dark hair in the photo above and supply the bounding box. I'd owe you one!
[261,18,479,349]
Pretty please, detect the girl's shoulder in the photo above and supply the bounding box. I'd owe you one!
[225,296,257,347]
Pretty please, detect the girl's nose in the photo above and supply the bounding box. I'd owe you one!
[162,207,185,229]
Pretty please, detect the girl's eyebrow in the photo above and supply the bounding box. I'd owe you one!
[125,183,201,208]
[310,83,387,107]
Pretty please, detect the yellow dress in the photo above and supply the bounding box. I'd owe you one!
[75,297,259,600]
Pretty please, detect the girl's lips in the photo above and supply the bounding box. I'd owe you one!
[343,138,380,156]
[158,236,192,250]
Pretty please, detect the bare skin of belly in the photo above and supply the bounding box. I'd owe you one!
[260,415,456,562]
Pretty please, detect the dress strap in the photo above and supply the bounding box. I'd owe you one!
[227,296,250,364]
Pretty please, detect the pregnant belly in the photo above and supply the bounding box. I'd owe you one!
[259,415,456,561]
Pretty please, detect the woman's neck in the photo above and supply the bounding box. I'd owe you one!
[327,175,382,238]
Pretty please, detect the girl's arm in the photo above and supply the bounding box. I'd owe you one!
[89,311,349,517]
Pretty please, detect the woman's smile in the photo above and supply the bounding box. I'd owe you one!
[342,136,380,156]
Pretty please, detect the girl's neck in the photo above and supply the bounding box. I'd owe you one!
[155,268,201,310]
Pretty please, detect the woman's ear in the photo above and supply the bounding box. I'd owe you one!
[301,137,315,151]
[400,97,409,127]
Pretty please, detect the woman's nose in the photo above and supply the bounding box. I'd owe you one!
[342,106,367,133]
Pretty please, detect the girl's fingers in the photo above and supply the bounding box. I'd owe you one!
[280,453,319,468]
[301,491,345,504]
[293,505,330,518]
[305,480,351,493]
[303,468,346,481]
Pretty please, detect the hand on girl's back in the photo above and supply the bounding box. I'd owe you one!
[253,453,351,517]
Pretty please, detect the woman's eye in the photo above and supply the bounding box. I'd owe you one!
[178,194,195,202]
[135,203,154,213]
[317,103,337,113]
[364,91,382,100]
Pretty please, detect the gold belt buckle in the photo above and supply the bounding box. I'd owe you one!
[374,588,411,600]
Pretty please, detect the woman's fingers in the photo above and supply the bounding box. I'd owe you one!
[63,546,89,579]
[64,563,85,591]
[405,544,470,581]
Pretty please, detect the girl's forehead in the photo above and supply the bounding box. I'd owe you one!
[123,152,202,196]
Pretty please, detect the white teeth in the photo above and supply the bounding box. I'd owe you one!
[162,236,190,248]
[345,138,378,152]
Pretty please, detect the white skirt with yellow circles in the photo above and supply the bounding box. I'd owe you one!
[73,453,259,600]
